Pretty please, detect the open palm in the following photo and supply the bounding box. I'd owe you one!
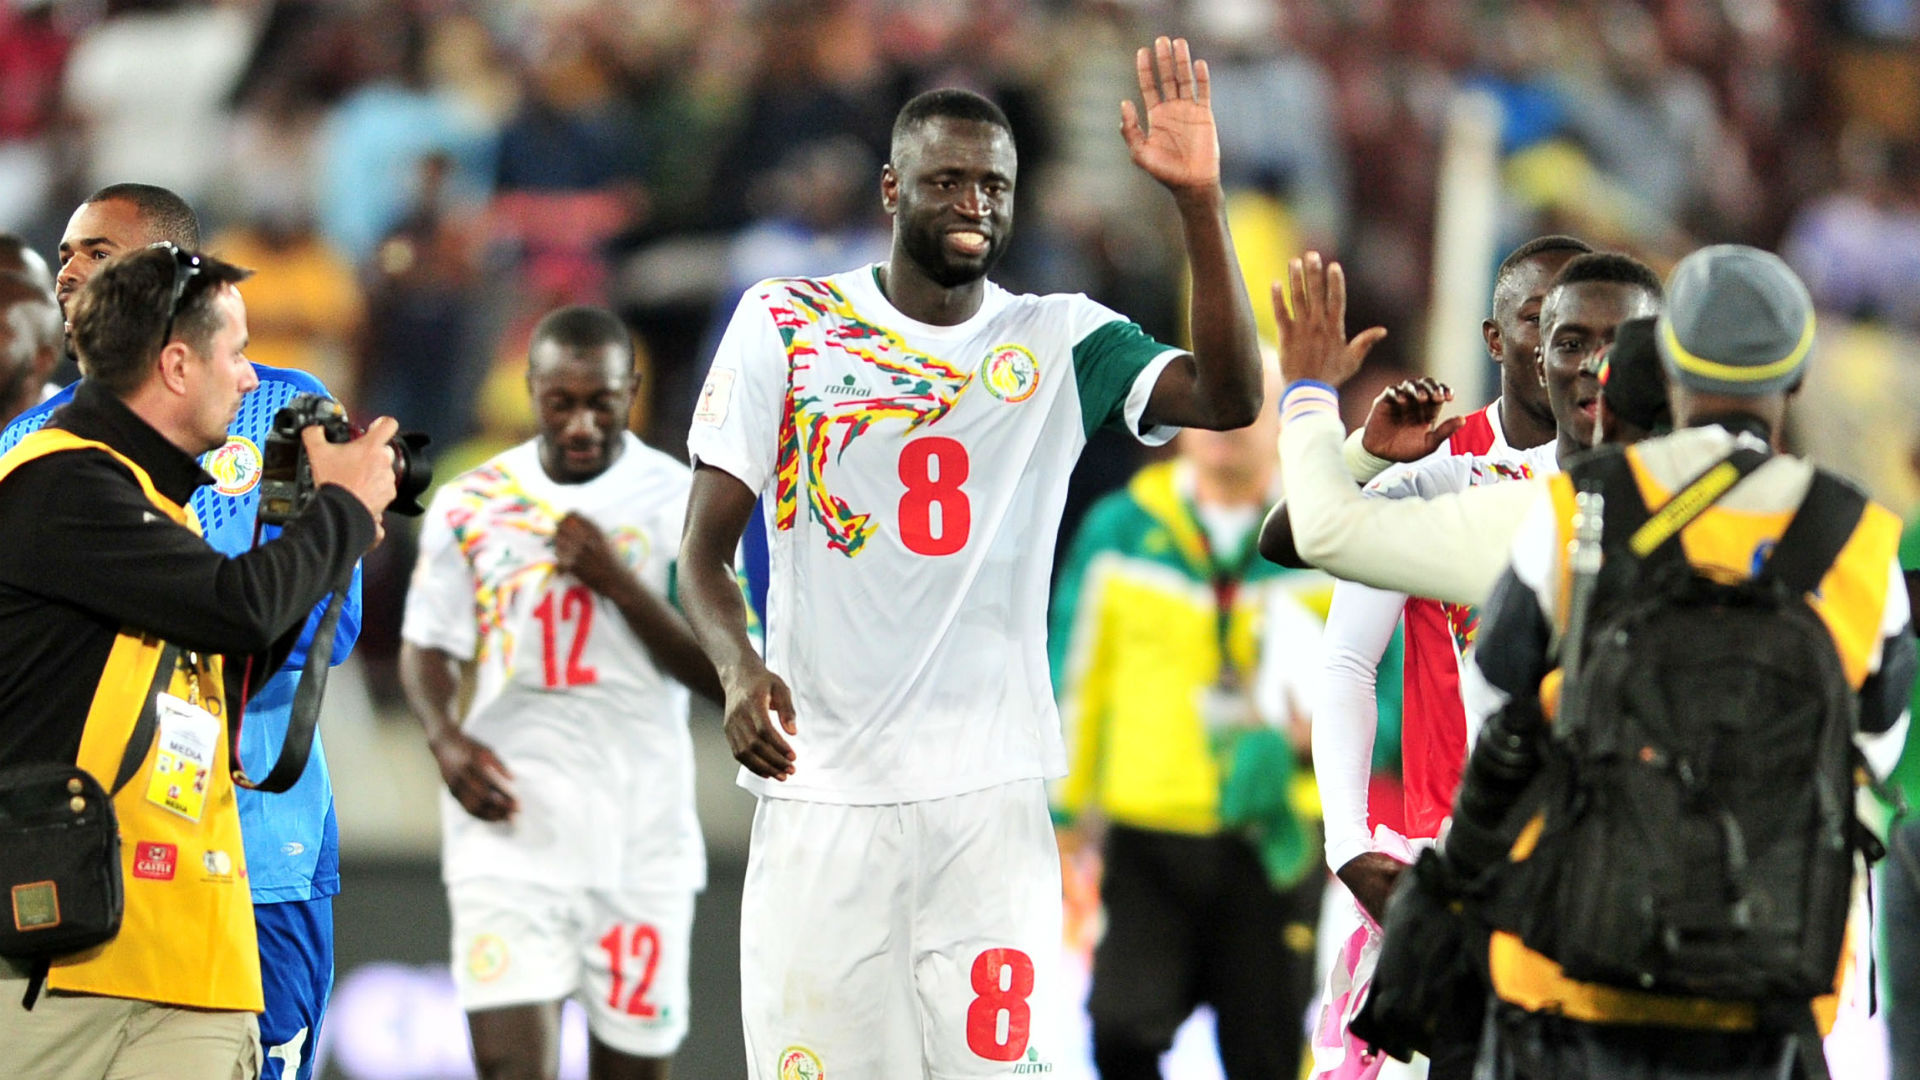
[1122,36,1220,192]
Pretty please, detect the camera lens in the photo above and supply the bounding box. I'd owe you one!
[388,432,433,517]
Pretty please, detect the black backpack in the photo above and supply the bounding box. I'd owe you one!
[1496,446,1878,1002]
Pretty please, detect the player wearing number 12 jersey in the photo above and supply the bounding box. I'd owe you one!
[681,39,1264,1080]
[400,308,721,1080]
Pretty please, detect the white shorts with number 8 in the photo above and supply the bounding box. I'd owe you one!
[741,778,1065,1079]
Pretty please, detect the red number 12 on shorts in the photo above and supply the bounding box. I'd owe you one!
[599,923,661,1018]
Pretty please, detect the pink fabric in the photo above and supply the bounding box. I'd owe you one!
[1310,827,1422,1080]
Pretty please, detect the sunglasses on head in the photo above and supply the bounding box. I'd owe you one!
[147,241,205,354]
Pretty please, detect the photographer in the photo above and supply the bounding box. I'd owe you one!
[1441,247,1914,1078]
[0,245,394,1079]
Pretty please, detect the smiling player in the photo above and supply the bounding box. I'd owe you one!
[680,37,1266,1080]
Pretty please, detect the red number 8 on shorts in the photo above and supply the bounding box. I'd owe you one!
[964,947,1034,1061]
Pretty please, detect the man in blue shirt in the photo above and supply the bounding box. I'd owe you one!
[3,183,362,1080]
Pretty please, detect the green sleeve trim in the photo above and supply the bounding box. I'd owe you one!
[1071,319,1179,440]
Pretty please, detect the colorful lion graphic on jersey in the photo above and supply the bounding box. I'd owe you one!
[444,465,651,668]
[763,277,974,557]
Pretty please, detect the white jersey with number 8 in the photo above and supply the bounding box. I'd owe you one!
[689,266,1182,804]
[402,434,704,892]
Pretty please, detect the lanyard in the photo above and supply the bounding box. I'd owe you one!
[1185,499,1263,679]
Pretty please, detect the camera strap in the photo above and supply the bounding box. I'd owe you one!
[228,565,353,794]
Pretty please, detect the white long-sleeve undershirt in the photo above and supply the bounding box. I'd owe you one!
[1280,394,1541,608]
[1315,577,1409,873]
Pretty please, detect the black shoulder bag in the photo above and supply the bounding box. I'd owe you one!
[0,643,182,1008]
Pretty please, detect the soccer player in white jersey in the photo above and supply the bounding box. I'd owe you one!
[399,307,721,1080]
[679,37,1263,1080]
[1310,253,1663,1080]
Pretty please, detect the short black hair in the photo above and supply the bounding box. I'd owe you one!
[528,306,635,372]
[1491,234,1594,312]
[70,245,251,395]
[1547,251,1664,302]
[84,183,200,249]
[890,89,1013,159]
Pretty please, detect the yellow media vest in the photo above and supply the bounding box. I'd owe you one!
[1488,446,1899,1033]
[0,429,261,1012]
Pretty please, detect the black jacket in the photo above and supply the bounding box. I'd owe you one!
[0,381,374,767]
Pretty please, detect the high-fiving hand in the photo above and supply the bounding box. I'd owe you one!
[1274,251,1387,390]
[1362,377,1467,462]
[1122,36,1220,195]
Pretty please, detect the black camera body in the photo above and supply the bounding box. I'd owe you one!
[259,393,432,525]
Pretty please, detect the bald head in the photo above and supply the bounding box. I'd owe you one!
[0,236,53,297]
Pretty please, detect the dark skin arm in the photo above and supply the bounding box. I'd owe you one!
[1258,503,1309,569]
[552,511,723,702]
[1124,37,1263,432]
[679,465,797,780]
[399,640,519,822]
[1339,852,1407,925]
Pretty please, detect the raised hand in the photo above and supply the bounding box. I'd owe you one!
[1273,251,1387,390]
[1362,378,1468,462]
[1121,36,1220,195]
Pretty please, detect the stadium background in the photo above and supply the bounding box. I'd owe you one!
[4,0,1920,1076]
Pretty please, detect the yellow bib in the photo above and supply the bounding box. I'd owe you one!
[0,429,261,1011]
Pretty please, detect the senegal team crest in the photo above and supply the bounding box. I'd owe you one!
[467,934,509,983]
[980,344,1038,403]
[778,1046,824,1080]
[204,435,262,496]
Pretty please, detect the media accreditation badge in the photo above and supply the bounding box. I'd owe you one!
[145,693,219,822]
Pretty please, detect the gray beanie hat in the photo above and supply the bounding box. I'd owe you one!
[1655,244,1815,397]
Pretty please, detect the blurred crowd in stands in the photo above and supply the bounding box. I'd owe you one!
[4,0,1919,688]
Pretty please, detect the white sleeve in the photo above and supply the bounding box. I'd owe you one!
[1364,453,1465,500]
[1255,585,1326,727]
[1315,578,1407,873]
[1341,426,1397,484]
[1280,405,1535,607]
[400,486,481,660]
[1123,351,1183,447]
[1858,556,1914,778]
[686,285,791,495]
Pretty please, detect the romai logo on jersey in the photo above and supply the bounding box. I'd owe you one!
[980,344,1038,403]
[821,373,875,398]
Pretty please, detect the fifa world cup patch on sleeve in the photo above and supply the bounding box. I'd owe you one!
[694,369,735,427]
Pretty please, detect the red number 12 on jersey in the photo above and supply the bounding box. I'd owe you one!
[533,585,598,687]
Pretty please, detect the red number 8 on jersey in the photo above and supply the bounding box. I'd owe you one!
[898,437,971,556]
[965,947,1034,1061]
